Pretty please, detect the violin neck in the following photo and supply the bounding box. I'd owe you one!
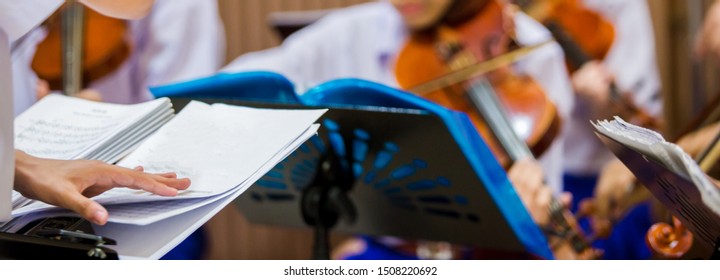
[696,128,720,172]
[544,20,591,70]
[466,80,534,161]
[61,0,85,96]
[466,80,592,253]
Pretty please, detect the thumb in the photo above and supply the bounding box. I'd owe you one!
[62,192,109,225]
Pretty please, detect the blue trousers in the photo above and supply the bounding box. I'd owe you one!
[563,173,652,260]
[160,227,207,260]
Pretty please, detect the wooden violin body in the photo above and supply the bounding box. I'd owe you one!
[31,2,130,91]
[518,0,660,129]
[517,0,615,72]
[395,0,560,165]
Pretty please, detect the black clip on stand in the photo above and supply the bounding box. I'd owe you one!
[301,146,357,260]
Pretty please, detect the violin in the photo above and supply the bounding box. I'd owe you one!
[394,0,595,259]
[515,0,660,129]
[395,0,560,165]
[31,0,130,95]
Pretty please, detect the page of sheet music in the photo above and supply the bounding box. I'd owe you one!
[14,95,168,160]
[113,101,326,199]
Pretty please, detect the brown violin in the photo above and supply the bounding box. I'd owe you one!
[395,0,560,165]
[515,0,659,129]
[395,0,595,259]
[31,0,130,95]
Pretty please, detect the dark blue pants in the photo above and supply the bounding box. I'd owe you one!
[563,173,652,260]
[160,227,207,260]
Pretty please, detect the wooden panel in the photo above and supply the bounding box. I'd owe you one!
[648,0,720,137]
[217,0,371,63]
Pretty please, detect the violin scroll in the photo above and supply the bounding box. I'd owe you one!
[646,216,693,259]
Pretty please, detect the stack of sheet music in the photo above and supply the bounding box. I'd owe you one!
[14,94,174,163]
[8,95,325,228]
[594,117,720,216]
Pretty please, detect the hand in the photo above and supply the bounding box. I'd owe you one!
[35,79,50,101]
[695,0,720,60]
[571,61,614,109]
[13,150,190,225]
[508,159,589,259]
[507,159,571,225]
[677,122,720,157]
[582,159,649,238]
[36,79,104,102]
[73,89,103,102]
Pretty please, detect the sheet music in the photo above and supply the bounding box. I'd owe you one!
[115,101,326,197]
[14,94,169,160]
[594,117,720,217]
[12,100,325,226]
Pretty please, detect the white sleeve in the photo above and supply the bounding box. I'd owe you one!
[513,13,575,192]
[221,12,352,89]
[0,0,61,221]
[135,0,225,88]
[0,0,62,42]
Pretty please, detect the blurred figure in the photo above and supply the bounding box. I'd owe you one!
[553,0,661,260]
[14,0,225,116]
[1,0,191,227]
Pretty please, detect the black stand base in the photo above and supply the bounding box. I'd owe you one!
[0,217,117,260]
[710,238,720,260]
[301,148,356,260]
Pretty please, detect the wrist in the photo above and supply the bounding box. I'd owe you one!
[13,150,40,196]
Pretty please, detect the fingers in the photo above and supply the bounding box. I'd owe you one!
[58,189,109,225]
[559,192,573,208]
[74,89,103,102]
[98,164,190,196]
[36,79,50,100]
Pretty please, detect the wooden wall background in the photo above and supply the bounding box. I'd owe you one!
[203,0,719,259]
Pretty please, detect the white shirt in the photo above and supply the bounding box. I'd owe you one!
[12,0,225,115]
[0,0,63,221]
[223,2,574,192]
[562,0,662,175]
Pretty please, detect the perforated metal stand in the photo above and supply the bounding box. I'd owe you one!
[301,148,357,260]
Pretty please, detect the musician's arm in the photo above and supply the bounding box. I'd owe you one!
[508,159,586,259]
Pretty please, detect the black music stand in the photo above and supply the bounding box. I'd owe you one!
[170,97,553,260]
[597,132,720,259]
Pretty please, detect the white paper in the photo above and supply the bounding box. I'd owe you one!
[594,117,720,215]
[12,100,326,226]
[114,101,326,199]
[14,95,170,160]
